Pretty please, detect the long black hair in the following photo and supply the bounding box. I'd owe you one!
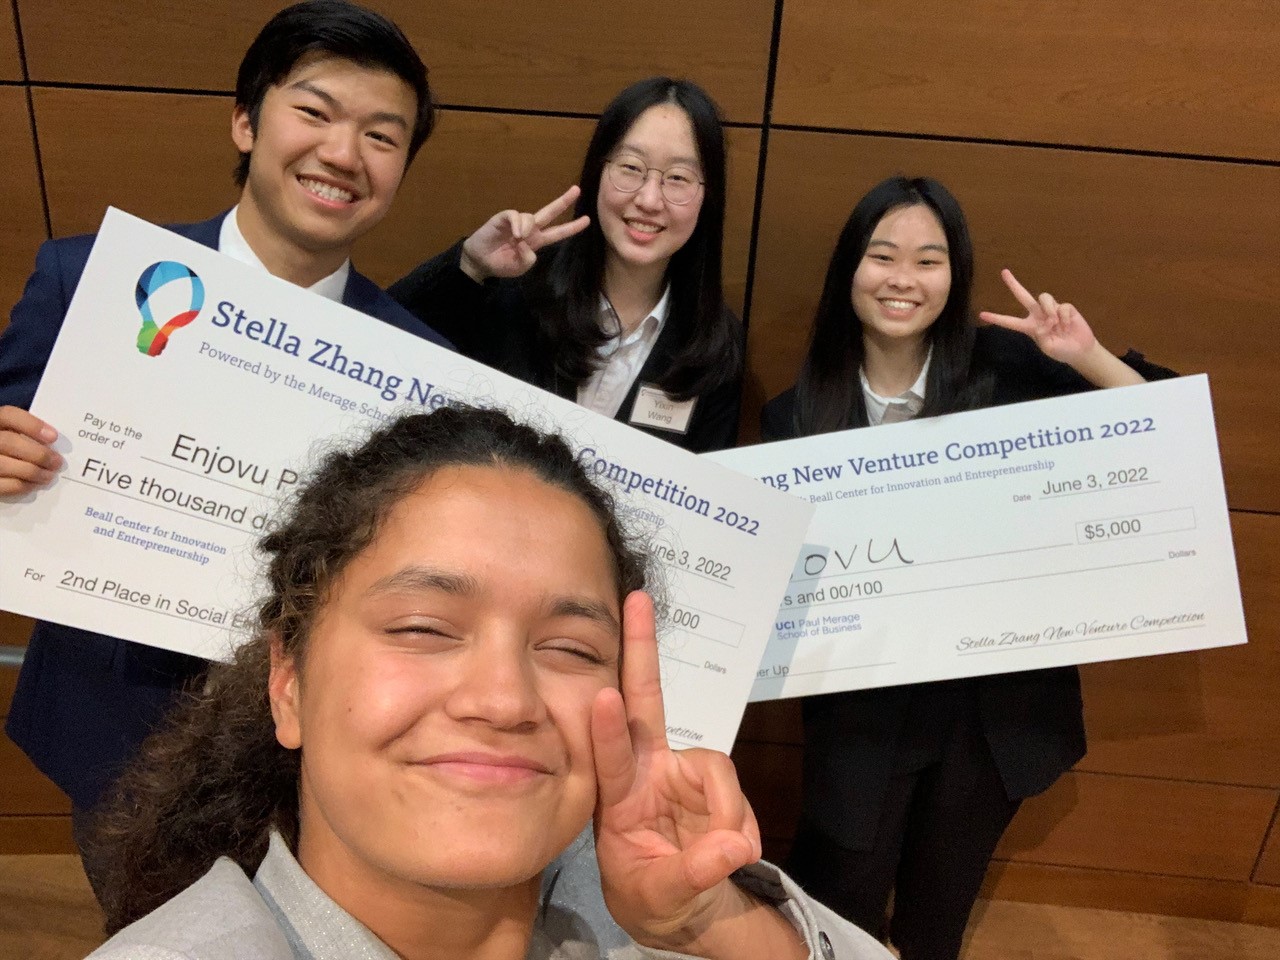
[528,77,740,401]
[793,175,992,435]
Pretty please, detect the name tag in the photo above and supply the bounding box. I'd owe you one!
[629,384,696,434]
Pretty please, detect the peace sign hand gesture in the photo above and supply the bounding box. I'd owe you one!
[591,593,804,959]
[978,268,1099,366]
[459,185,591,282]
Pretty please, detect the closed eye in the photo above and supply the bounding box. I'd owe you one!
[540,642,613,667]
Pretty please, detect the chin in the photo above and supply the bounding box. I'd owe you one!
[419,846,556,891]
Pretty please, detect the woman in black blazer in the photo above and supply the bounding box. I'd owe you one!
[763,176,1174,960]
[390,77,743,453]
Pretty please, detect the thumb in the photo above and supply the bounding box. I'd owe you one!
[680,831,758,894]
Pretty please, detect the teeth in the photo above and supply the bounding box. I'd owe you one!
[300,178,354,203]
[881,299,916,310]
[626,220,662,234]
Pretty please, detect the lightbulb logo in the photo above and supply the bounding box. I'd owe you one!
[134,261,204,357]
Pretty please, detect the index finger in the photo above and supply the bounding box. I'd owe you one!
[999,268,1040,314]
[0,405,58,445]
[532,185,582,229]
[619,590,667,753]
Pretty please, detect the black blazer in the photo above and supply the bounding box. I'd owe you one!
[0,212,452,811]
[761,326,1178,849]
[389,242,744,453]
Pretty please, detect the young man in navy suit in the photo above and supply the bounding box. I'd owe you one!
[0,0,449,893]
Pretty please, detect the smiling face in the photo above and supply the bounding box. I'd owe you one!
[269,464,622,907]
[851,203,952,352]
[231,53,417,284]
[596,103,704,277]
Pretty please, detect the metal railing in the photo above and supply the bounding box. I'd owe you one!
[0,645,26,669]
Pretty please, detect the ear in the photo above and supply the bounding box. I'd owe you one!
[268,634,302,749]
[231,105,255,154]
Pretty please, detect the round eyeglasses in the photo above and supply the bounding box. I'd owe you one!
[605,155,704,206]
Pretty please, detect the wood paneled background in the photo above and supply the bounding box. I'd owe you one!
[2,0,1277,927]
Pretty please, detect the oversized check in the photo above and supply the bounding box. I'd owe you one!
[0,209,813,752]
[709,376,1246,701]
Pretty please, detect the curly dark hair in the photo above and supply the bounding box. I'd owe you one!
[88,405,649,934]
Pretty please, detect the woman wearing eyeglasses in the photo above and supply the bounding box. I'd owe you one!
[389,77,743,453]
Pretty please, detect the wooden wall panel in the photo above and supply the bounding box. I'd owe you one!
[18,0,279,88]
[0,816,74,855]
[1077,513,1280,786]
[0,737,66,816]
[1246,882,1280,926]
[33,89,237,237]
[774,0,1280,162]
[0,86,46,327]
[995,772,1277,881]
[0,3,21,81]
[369,111,760,314]
[747,130,1280,513]
[1256,805,1280,886]
[391,0,773,122]
[18,0,774,122]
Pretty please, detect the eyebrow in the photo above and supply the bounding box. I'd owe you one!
[290,79,410,130]
[367,565,620,633]
[548,597,621,635]
[368,567,479,597]
[867,239,950,255]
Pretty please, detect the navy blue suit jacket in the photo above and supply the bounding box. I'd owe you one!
[1,212,451,810]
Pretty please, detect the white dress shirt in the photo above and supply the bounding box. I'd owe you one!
[860,346,932,426]
[219,205,351,303]
[576,287,671,419]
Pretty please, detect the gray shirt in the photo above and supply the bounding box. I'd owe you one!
[88,830,894,960]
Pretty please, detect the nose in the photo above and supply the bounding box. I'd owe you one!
[316,123,360,172]
[632,171,666,210]
[887,264,915,290]
[445,633,545,730]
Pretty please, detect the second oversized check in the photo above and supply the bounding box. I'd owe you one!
[0,210,814,754]
[710,375,1247,701]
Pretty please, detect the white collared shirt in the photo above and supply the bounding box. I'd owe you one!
[219,205,351,303]
[576,287,671,418]
[860,346,932,426]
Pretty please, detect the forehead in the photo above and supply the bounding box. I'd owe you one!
[616,103,701,167]
[870,204,947,245]
[273,53,417,115]
[339,464,618,600]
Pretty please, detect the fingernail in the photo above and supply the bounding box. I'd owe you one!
[39,425,57,443]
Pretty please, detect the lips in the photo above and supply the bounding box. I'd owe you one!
[417,750,553,785]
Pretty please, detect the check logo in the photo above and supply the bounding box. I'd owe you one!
[134,261,204,357]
